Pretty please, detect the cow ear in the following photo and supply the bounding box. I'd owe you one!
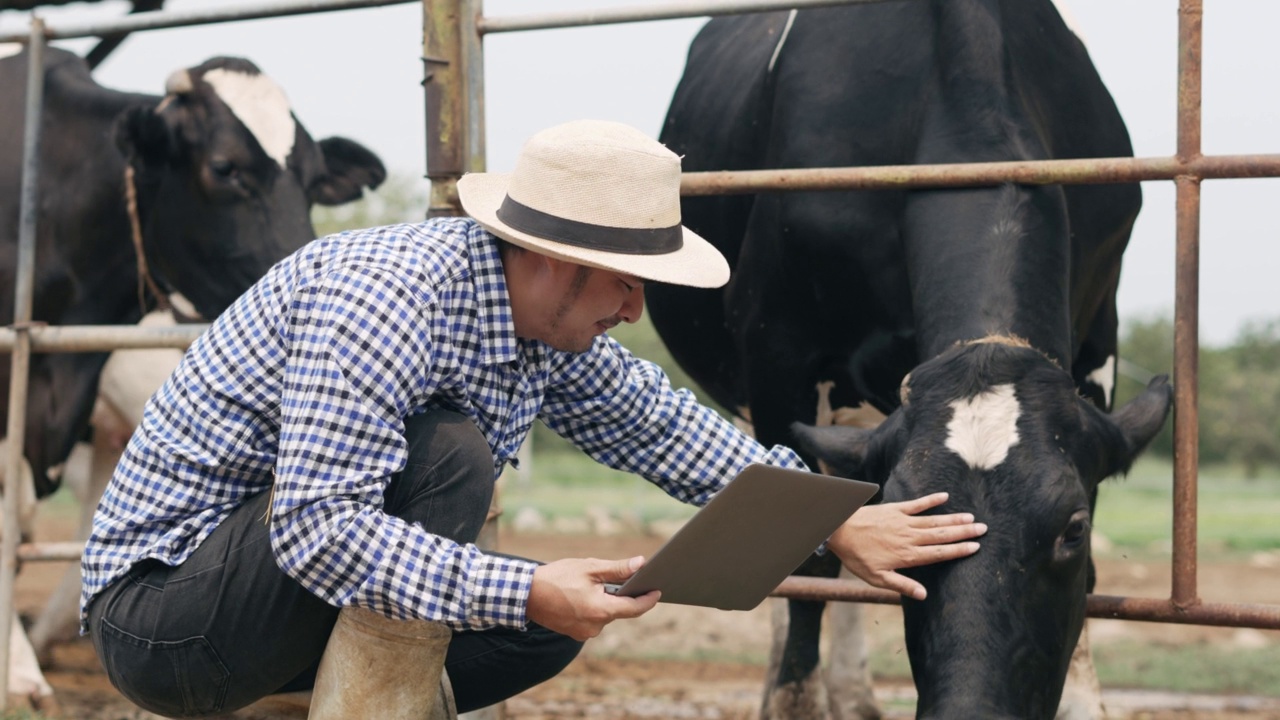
[790,411,901,484]
[114,105,171,167]
[1110,374,1173,458]
[1086,374,1173,479]
[309,137,388,206]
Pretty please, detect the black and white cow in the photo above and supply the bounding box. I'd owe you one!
[0,44,384,706]
[648,2,1172,719]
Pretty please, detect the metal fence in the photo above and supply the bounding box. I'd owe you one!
[431,0,1280,633]
[2,0,1279,710]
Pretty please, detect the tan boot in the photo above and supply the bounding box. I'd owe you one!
[308,607,454,720]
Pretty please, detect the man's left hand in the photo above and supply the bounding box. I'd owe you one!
[825,491,986,601]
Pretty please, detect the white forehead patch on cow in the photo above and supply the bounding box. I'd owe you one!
[0,43,23,59]
[1085,355,1116,408]
[945,383,1021,470]
[201,68,296,168]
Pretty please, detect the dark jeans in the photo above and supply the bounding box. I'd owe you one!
[87,409,582,718]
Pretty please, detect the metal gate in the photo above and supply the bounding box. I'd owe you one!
[2,0,1279,712]
[427,0,1280,629]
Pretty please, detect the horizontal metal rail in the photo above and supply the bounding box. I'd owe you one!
[680,153,1280,195]
[17,542,83,563]
[0,324,206,353]
[0,0,415,43]
[17,542,1275,631]
[773,577,1280,630]
[479,0,885,34]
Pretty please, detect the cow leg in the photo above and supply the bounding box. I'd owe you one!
[0,444,58,710]
[28,434,116,665]
[823,567,879,720]
[762,596,830,720]
[29,323,178,664]
[1055,623,1106,720]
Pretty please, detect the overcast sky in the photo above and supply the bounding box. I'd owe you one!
[3,0,1277,345]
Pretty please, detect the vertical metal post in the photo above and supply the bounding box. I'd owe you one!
[1171,0,1203,609]
[424,0,466,216]
[1,18,46,709]
[461,0,485,175]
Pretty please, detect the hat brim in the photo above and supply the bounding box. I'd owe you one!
[457,172,730,289]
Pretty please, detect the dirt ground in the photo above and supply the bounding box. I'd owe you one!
[15,520,1280,719]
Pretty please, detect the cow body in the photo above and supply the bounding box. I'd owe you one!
[0,45,384,704]
[650,2,1171,718]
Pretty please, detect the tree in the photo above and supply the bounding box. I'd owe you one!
[1201,320,1280,477]
[1118,314,1280,475]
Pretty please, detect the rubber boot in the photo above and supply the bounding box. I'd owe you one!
[308,607,455,720]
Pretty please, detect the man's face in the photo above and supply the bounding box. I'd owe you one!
[537,262,645,352]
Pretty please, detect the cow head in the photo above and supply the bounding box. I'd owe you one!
[792,338,1171,719]
[114,56,386,319]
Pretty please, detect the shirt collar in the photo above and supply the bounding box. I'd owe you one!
[468,227,521,366]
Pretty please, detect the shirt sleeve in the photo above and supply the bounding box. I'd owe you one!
[270,266,536,631]
[539,335,808,506]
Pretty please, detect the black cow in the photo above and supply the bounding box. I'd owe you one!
[649,2,1172,719]
[0,45,383,705]
[1,45,385,499]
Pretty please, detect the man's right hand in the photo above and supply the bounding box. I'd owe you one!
[526,556,660,641]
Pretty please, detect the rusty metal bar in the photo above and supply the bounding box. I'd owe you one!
[424,0,465,216]
[479,0,886,34]
[679,153,1280,196]
[1171,0,1204,609]
[772,578,1280,629]
[462,0,485,175]
[17,542,84,563]
[0,324,205,353]
[0,19,46,709]
[0,0,416,43]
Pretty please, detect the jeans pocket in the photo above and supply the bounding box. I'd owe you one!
[100,620,230,718]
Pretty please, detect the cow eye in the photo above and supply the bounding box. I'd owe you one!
[210,158,238,180]
[1060,512,1090,550]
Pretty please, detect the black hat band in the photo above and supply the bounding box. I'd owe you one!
[496,195,683,255]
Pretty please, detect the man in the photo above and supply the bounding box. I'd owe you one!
[81,120,986,717]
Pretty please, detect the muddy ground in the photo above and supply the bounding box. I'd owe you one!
[16,520,1280,719]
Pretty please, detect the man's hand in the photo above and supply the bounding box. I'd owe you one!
[526,556,660,641]
[826,492,986,601]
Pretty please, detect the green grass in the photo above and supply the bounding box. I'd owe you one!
[1096,457,1280,558]
[1093,641,1280,695]
[499,431,699,526]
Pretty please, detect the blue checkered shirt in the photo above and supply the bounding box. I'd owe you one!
[81,218,805,632]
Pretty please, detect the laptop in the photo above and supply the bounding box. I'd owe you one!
[604,464,879,611]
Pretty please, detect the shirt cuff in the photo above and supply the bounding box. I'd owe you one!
[467,553,539,630]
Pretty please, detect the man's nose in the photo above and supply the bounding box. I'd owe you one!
[619,286,645,324]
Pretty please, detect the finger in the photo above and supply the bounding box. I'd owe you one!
[902,540,982,568]
[910,511,977,528]
[591,556,645,583]
[609,590,661,619]
[895,491,950,514]
[918,522,988,544]
[876,571,928,601]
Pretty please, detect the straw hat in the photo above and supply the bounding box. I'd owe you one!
[457,120,730,288]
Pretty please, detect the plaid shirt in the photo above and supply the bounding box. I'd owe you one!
[81,218,805,632]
